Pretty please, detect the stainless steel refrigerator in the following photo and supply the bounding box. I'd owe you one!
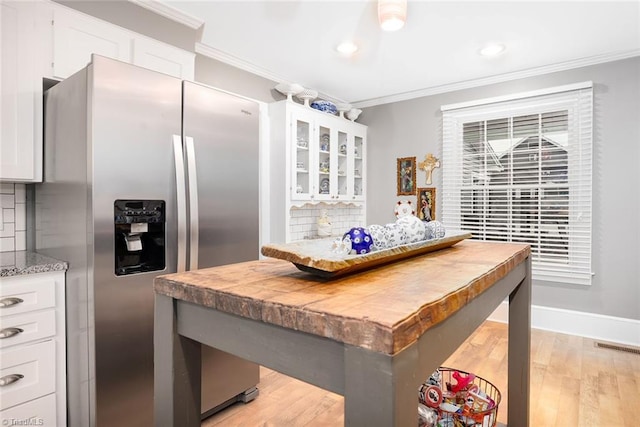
[36,55,260,426]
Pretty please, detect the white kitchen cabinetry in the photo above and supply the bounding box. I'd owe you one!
[132,37,195,81]
[52,6,132,79]
[268,100,367,242]
[0,272,66,427]
[52,3,195,80]
[1,1,196,182]
[0,1,48,182]
[271,100,367,204]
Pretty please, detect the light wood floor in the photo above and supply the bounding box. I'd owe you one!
[202,321,640,426]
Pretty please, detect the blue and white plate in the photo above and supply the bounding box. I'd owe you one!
[311,100,338,115]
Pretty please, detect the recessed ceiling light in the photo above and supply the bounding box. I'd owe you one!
[336,41,359,56]
[479,43,506,57]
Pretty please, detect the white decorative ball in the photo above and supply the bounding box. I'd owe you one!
[367,224,388,250]
[396,215,427,243]
[425,221,446,240]
[383,222,409,248]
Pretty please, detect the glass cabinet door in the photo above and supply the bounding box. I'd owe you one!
[292,117,311,200]
[352,134,365,201]
[336,130,349,200]
[315,124,332,200]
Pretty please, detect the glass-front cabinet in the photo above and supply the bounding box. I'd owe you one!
[352,134,365,201]
[274,101,366,204]
[292,117,311,197]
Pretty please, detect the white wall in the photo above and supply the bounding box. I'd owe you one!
[360,57,640,321]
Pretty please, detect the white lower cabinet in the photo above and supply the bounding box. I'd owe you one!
[0,394,56,426]
[0,340,56,411]
[0,271,66,427]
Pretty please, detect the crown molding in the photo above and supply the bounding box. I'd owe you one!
[195,43,285,84]
[128,0,204,29]
[353,49,640,108]
[195,43,346,104]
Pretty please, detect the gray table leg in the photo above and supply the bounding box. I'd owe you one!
[154,294,202,427]
[508,256,531,427]
[344,344,418,426]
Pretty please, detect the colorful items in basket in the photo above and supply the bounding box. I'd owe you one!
[418,368,500,427]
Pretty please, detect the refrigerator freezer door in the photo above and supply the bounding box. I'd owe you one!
[182,81,260,413]
[90,56,183,427]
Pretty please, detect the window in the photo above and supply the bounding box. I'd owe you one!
[441,83,593,285]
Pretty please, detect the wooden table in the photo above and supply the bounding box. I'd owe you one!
[154,240,531,426]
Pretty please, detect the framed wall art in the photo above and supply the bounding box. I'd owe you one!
[397,156,416,195]
[417,187,436,221]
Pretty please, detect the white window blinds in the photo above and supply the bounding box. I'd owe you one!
[441,83,593,285]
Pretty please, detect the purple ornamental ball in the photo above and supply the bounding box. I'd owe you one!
[343,227,373,254]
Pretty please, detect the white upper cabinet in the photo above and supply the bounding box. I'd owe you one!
[271,100,367,206]
[0,0,196,182]
[0,1,48,182]
[132,37,195,81]
[51,3,195,80]
[52,6,132,80]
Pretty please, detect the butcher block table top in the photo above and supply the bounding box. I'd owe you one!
[154,240,532,426]
[155,240,529,354]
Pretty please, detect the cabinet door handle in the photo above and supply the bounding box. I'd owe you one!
[0,374,24,386]
[0,297,23,308]
[0,327,23,339]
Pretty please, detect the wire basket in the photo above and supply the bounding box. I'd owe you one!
[418,367,501,427]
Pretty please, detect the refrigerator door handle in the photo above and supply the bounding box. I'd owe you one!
[185,136,199,271]
[173,135,187,273]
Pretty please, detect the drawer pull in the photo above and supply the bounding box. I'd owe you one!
[0,327,23,339]
[0,374,24,386]
[0,297,24,308]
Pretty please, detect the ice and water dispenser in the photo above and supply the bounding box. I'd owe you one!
[114,200,166,276]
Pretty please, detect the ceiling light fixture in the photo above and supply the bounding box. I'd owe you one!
[378,0,407,32]
[479,43,506,57]
[336,41,359,56]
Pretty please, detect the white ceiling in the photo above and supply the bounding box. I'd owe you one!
[163,1,640,106]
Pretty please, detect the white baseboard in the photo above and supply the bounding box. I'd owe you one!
[488,301,640,347]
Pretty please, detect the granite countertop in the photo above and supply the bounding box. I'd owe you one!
[0,251,68,277]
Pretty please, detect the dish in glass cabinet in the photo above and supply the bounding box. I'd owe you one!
[320,178,330,194]
[394,200,415,218]
[311,100,338,115]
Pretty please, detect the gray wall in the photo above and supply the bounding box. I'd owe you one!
[360,57,640,320]
[194,55,284,103]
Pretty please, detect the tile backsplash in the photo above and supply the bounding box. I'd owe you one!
[0,184,27,252]
[289,203,365,241]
